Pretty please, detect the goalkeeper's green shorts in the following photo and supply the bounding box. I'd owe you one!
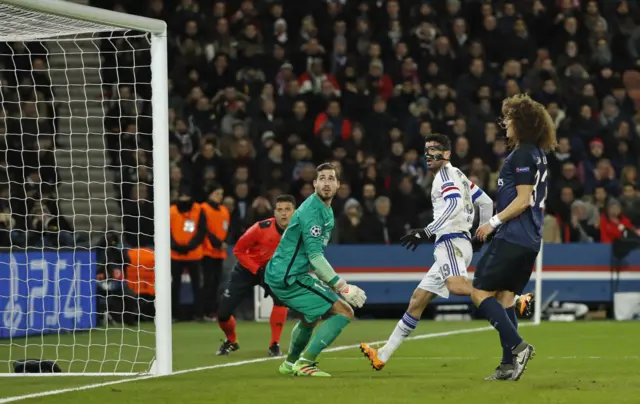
[268,274,339,323]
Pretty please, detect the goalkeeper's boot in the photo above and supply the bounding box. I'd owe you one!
[216,340,239,356]
[360,343,385,371]
[292,359,331,377]
[268,342,282,357]
[511,342,536,381]
[515,293,535,318]
[278,360,294,375]
[484,363,514,381]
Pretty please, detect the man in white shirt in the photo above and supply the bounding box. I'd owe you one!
[361,133,533,370]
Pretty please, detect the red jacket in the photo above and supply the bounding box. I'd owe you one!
[372,74,393,100]
[599,213,633,243]
[314,113,352,139]
[232,218,283,274]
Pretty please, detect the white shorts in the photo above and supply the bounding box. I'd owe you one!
[417,237,473,299]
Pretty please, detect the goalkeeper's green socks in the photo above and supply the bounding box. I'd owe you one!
[300,314,351,362]
[285,321,315,363]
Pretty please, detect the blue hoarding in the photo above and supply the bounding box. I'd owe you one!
[0,250,96,339]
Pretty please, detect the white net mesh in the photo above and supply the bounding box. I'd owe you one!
[0,3,158,375]
[0,3,123,41]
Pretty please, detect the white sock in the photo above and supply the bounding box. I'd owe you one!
[378,312,418,362]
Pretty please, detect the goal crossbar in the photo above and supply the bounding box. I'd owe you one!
[0,0,166,36]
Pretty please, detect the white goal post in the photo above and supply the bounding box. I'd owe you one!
[534,242,543,325]
[0,0,171,376]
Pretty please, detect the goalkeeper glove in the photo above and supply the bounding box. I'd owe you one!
[399,228,432,251]
[334,280,367,308]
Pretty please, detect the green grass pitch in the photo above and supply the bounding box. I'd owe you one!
[1,320,639,403]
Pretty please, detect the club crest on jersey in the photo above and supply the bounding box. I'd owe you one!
[310,225,322,237]
[454,246,463,258]
[516,166,530,173]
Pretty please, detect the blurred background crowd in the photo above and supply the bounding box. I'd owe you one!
[5,0,640,249]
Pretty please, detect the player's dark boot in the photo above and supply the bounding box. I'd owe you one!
[268,342,282,357]
[485,363,514,380]
[511,342,536,381]
[216,340,240,356]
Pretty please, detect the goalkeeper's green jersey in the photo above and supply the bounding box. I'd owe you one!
[265,193,334,287]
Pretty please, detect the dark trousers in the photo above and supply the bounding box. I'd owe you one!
[171,259,203,320]
[201,256,224,317]
[217,263,285,322]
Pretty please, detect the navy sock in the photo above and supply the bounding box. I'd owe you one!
[478,297,522,351]
[506,306,518,328]
[501,306,518,364]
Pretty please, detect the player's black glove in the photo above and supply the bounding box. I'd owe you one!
[257,266,271,298]
[400,228,431,252]
[471,238,484,252]
[470,223,494,251]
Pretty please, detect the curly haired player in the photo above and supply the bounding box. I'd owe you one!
[472,94,557,381]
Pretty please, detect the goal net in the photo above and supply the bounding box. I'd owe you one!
[0,0,171,376]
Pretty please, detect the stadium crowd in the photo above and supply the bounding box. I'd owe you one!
[0,41,76,248]
[5,0,640,250]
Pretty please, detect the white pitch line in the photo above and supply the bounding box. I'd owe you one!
[0,324,522,403]
[323,355,640,361]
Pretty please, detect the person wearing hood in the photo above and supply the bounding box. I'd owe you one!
[563,200,601,242]
[170,186,208,321]
[337,198,364,244]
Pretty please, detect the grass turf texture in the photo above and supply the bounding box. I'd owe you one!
[1,321,639,403]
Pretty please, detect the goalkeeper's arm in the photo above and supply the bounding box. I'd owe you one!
[309,253,366,308]
[309,253,341,288]
[300,209,366,307]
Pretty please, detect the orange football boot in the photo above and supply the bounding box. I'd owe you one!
[360,343,386,371]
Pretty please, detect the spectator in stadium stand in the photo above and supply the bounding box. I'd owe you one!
[620,182,640,226]
[600,198,637,243]
[336,198,365,244]
[359,195,406,244]
[122,184,154,248]
[71,0,640,252]
[593,185,610,213]
[567,199,601,242]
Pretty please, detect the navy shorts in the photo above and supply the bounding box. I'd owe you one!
[472,238,538,295]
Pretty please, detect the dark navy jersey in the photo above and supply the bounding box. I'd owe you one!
[494,143,547,252]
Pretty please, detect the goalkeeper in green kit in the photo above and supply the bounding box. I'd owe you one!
[265,163,367,377]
